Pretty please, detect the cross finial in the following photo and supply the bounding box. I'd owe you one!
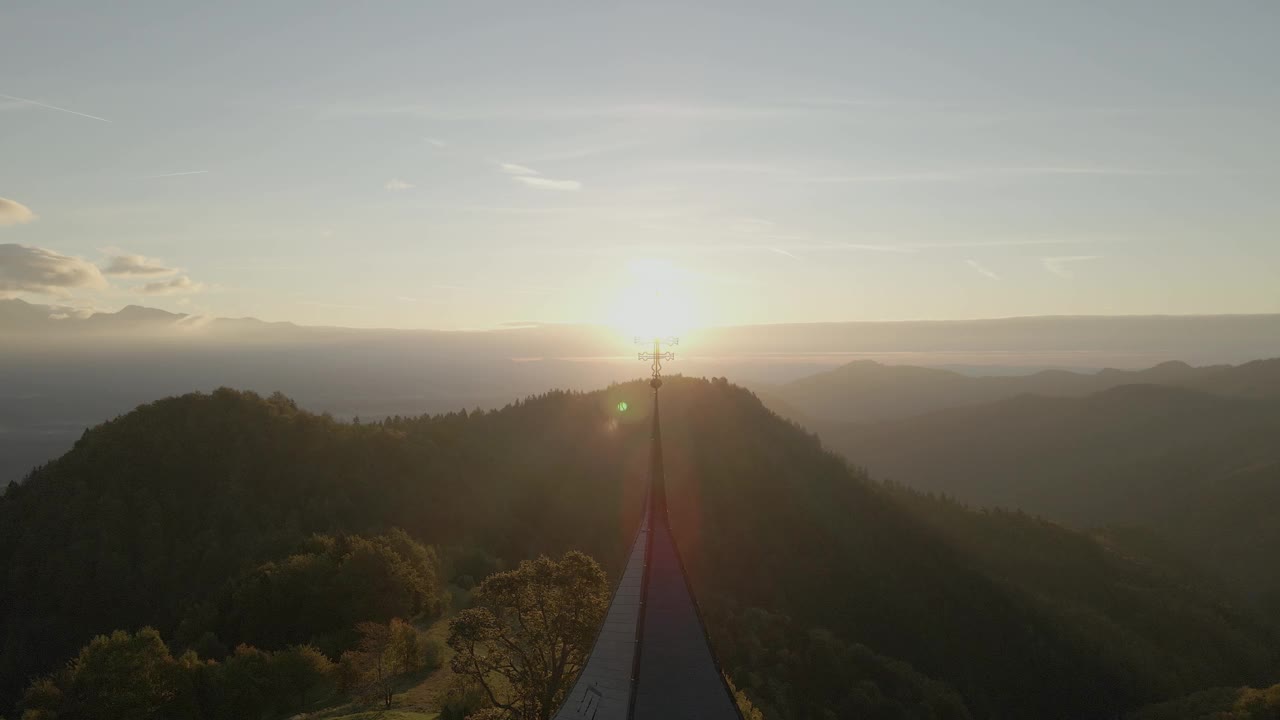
[636,336,678,389]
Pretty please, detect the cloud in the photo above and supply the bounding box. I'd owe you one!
[1042,255,1102,278]
[965,259,999,280]
[102,254,178,276]
[0,93,110,122]
[137,170,208,179]
[512,175,582,191]
[136,275,204,295]
[797,167,1168,184]
[496,161,582,190]
[0,244,107,295]
[499,163,539,176]
[911,238,1102,249]
[384,178,415,191]
[0,198,37,226]
[769,247,800,259]
[425,137,449,147]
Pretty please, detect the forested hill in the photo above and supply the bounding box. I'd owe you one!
[825,384,1280,608]
[2,380,1278,718]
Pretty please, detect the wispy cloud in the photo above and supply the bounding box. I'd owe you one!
[911,238,1104,249]
[137,170,208,179]
[0,197,37,226]
[136,275,204,295]
[512,175,582,191]
[965,259,999,280]
[1042,255,1103,278]
[339,99,799,121]
[0,93,110,122]
[797,167,1172,184]
[499,163,539,176]
[517,241,916,258]
[384,178,415,191]
[497,161,583,190]
[425,137,449,148]
[102,254,179,276]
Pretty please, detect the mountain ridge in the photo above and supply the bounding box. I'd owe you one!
[767,356,1280,424]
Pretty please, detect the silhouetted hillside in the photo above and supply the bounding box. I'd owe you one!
[2,380,1276,718]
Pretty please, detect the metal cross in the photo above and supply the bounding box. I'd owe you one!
[636,336,678,388]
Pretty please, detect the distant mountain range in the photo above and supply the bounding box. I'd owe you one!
[764,357,1280,424]
[6,297,1280,487]
[8,298,1280,368]
[0,299,297,337]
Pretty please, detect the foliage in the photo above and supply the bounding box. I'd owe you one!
[436,680,489,720]
[724,674,765,720]
[338,619,423,709]
[1131,683,1280,720]
[205,529,444,654]
[53,627,183,719]
[269,644,337,710]
[712,606,970,720]
[447,552,608,720]
[17,628,335,720]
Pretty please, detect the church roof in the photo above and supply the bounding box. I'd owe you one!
[554,391,742,720]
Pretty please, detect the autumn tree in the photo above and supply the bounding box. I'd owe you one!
[19,632,336,720]
[57,627,185,718]
[339,618,423,709]
[447,551,609,720]
[271,644,336,710]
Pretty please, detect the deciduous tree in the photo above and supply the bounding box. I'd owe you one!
[447,551,608,720]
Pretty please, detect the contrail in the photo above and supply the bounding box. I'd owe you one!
[138,170,209,179]
[0,93,111,122]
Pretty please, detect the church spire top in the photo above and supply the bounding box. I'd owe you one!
[636,335,677,389]
[637,336,676,511]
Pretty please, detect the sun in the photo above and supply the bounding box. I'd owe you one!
[609,260,699,341]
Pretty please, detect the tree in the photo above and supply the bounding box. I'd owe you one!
[339,619,422,709]
[58,627,185,719]
[216,644,274,718]
[447,551,608,720]
[18,677,62,720]
[270,645,335,710]
[724,674,765,720]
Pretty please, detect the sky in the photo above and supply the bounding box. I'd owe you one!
[1,1,1278,331]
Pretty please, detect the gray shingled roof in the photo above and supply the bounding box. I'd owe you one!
[554,393,742,720]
